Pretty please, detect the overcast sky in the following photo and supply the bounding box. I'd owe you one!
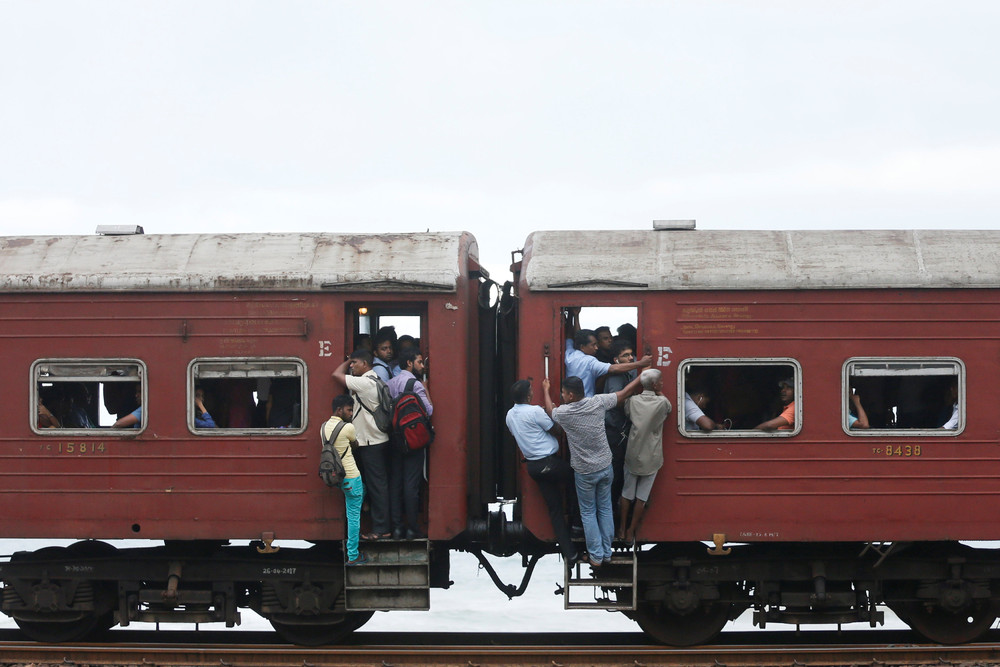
[2,1,998,277]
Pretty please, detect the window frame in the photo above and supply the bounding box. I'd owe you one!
[677,357,803,438]
[187,357,308,435]
[31,358,147,435]
[842,357,965,436]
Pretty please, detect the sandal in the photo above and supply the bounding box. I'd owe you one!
[362,532,392,540]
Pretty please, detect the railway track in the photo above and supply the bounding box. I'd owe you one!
[1,631,1000,667]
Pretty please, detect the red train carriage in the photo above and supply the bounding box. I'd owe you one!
[510,228,1000,644]
[0,231,496,644]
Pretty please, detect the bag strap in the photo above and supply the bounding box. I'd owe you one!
[404,377,416,393]
[321,420,349,455]
[354,376,380,416]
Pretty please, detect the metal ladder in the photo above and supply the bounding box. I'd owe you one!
[563,545,637,610]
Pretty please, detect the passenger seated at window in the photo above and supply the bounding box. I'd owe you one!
[848,390,869,429]
[194,385,218,428]
[266,377,300,428]
[112,385,142,428]
[755,378,795,431]
[216,378,257,428]
[684,389,722,431]
[103,375,139,421]
[37,387,61,429]
[47,383,96,429]
[940,379,959,429]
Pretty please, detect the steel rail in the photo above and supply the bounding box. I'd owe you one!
[1,640,1000,667]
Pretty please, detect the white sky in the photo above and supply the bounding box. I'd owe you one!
[2,1,999,278]
[2,3,996,635]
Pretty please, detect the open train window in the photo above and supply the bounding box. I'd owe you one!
[32,359,145,434]
[678,359,801,437]
[188,358,306,434]
[843,358,963,435]
[351,302,428,379]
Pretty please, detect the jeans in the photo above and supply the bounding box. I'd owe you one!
[575,464,614,563]
[341,475,365,561]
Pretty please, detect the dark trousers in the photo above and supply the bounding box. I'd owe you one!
[526,455,576,560]
[606,427,627,510]
[356,441,392,534]
[390,442,425,533]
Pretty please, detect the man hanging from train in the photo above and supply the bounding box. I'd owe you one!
[333,350,393,540]
[543,373,643,568]
[387,347,433,540]
[563,307,651,397]
[601,339,638,519]
[754,377,796,431]
[506,377,580,566]
[619,369,671,544]
[322,394,367,565]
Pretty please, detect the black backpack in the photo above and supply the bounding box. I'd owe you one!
[318,421,348,487]
[391,378,434,452]
[356,376,393,435]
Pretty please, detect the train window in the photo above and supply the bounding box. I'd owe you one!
[843,358,964,435]
[32,359,146,434]
[188,358,307,434]
[678,359,802,437]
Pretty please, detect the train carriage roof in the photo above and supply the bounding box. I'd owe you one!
[0,232,477,292]
[522,229,1000,291]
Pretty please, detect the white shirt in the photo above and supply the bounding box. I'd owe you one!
[344,370,389,445]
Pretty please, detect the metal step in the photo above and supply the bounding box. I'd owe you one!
[563,545,637,611]
[345,539,430,611]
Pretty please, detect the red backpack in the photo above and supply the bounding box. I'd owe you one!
[391,378,434,451]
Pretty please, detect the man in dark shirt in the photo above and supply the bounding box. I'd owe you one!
[603,340,637,514]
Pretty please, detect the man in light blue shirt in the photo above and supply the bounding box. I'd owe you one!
[506,378,578,565]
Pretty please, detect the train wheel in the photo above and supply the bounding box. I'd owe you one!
[626,587,734,646]
[10,547,104,643]
[66,540,119,632]
[897,600,996,644]
[269,611,374,646]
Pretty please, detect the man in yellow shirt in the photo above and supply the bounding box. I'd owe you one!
[322,394,366,565]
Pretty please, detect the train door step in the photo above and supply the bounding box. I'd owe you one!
[563,548,637,611]
[344,539,430,611]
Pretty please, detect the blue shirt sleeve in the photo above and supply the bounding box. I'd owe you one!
[196,411,218,428]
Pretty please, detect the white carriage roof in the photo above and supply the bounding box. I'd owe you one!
[0,232,475,292]
[522,229,1000,291]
